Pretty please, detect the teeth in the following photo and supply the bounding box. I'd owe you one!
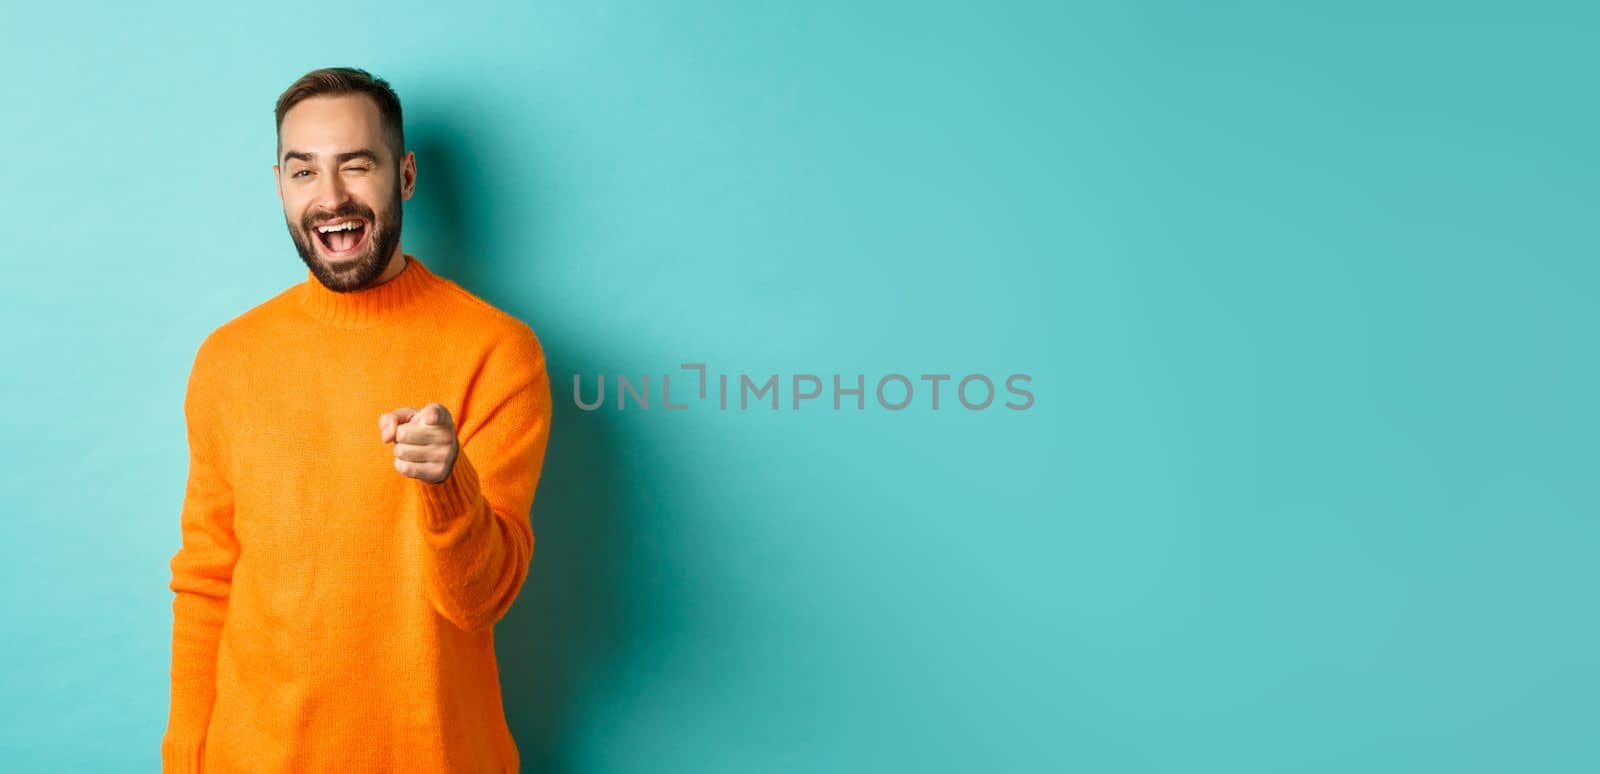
[317,221,362,233]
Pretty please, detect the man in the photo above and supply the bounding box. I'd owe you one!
[160,67,552,773]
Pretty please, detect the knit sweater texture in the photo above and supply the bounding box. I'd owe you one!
[161,254,552,773]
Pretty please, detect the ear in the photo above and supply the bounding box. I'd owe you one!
[399,151,417,201]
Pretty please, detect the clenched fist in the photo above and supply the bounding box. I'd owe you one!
[379,403,460,484]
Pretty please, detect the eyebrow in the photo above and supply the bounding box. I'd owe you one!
[281,148,381,165]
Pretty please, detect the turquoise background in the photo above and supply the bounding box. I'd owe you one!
[2,1,1596,771]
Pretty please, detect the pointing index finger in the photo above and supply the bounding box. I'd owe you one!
[380,407,419,442]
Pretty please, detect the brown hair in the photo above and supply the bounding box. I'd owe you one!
[274,67,405,162]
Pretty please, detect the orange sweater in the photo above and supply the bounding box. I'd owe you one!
[161,254,552,773]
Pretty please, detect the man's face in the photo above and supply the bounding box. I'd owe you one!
[274,94,415,292]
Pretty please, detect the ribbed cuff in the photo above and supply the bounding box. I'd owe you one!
[415,449,484,542]
[161,734,205,774]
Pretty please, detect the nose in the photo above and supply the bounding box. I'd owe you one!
[313,170,354,213]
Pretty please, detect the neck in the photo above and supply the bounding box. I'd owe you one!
[373,247,408,286]
[297,251,436,329]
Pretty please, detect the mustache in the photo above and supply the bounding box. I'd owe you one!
[302,203,376,231]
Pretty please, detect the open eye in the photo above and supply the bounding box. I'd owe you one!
[292,169,312,179]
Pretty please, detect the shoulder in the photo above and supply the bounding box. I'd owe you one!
[427,280,553,424]
[184,281,308,409]
[190,287,299,369]
[430,276,547,367]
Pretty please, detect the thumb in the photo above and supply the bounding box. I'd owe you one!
[421,403,451,427]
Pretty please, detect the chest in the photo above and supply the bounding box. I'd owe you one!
[219,350,468,548]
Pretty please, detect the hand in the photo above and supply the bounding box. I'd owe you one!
[379,403,460,484]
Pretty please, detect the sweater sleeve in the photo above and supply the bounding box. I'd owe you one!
[162,339,240,773]
[413,324,552,632]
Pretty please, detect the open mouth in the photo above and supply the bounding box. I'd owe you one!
[314,218,369,259]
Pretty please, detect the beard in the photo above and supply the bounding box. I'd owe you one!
[287,183,404,293]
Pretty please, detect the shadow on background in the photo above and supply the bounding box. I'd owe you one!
[406,110,655,773]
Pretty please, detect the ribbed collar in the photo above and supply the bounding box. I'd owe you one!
[296,253,438,328]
